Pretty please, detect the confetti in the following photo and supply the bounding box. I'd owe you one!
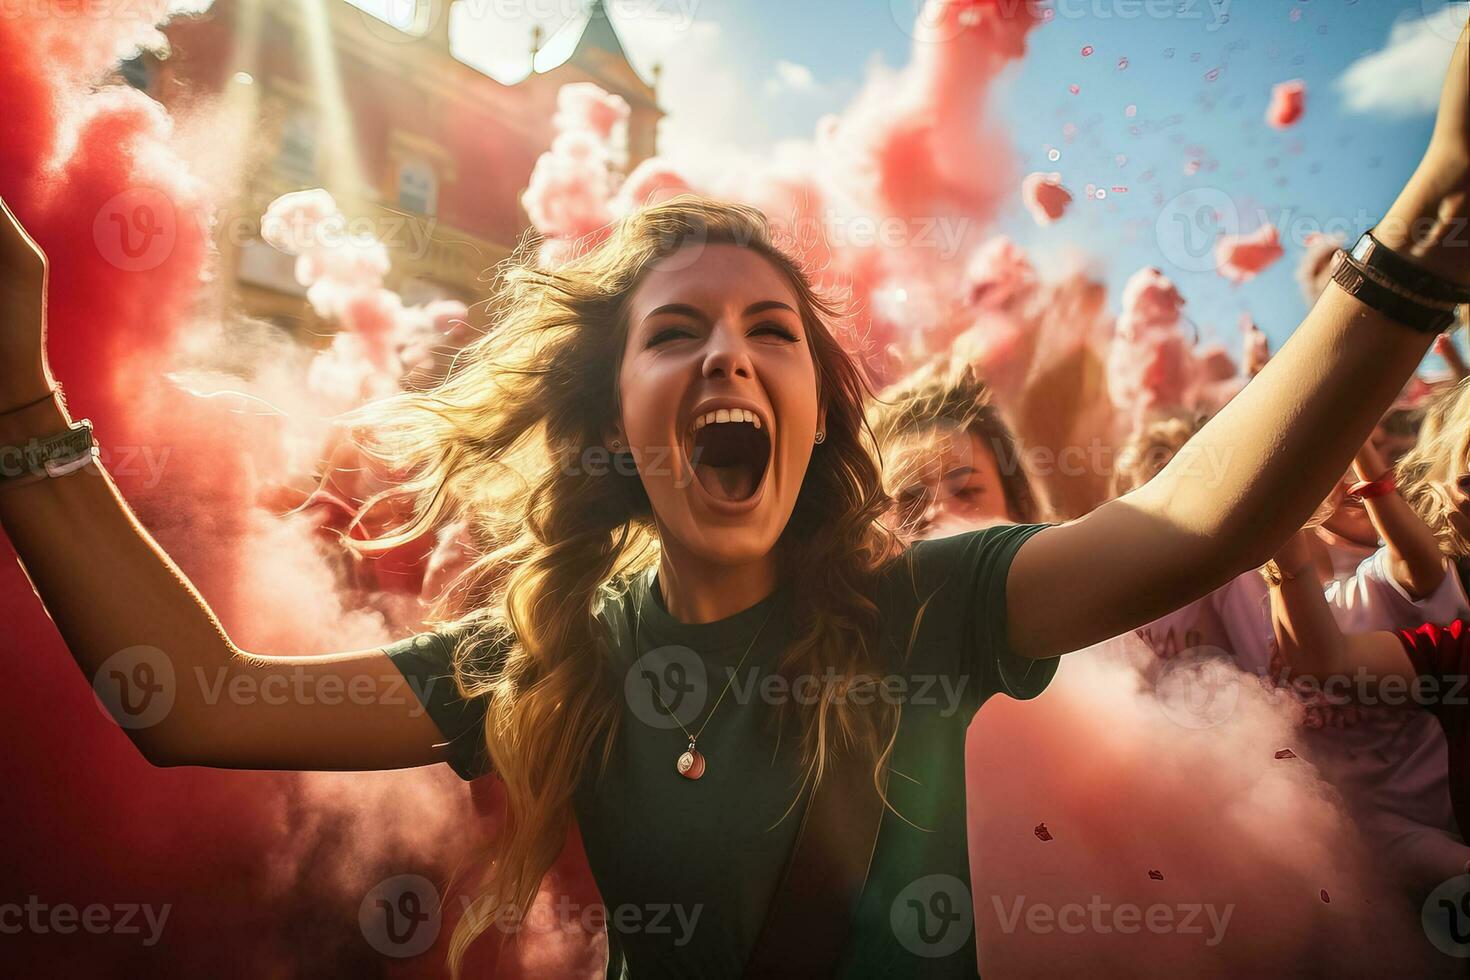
[1082,45,1094,57]
[1275,748,1298,760]
[1267,79,1307,129]
[1216,224,1285,283]
[1320,889,1331,903]
[1149,869,1165,881]
[1022,172,1074,225]
[1035,822,1054,842]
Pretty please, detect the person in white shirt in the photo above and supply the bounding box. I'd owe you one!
[1128,419,1470,893]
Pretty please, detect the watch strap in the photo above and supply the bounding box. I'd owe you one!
[1330,252,1458,335]
[1351,231,1470,308]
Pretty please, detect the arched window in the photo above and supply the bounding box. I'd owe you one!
[397,159,438,216]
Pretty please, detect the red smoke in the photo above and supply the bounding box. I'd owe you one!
[3,0,1454,976]
[0,3,497,977]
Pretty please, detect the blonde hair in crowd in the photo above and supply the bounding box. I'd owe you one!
[344,197,905,974]
[870,361,1043,525]
[1397,376,1470,558]
[1111,412,1208,497]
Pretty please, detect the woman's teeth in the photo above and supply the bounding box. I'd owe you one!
[686,408,770,504]
[692,408,761,430]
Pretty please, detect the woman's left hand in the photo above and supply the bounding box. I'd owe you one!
[1387,20,1469,285]
[1422,21,1469,197]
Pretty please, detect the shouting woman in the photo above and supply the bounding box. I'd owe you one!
[0,25,1466,980]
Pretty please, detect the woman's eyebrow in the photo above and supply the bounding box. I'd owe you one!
[744,300,797,317]
[643,303,708,323]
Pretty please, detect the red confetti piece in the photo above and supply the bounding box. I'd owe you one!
[1205,68,1222,82]
[1320,889,1330,903]
[1081,45,1094,57]
[1275,748,1298,760]
[1149,869,1165,881]
[1069,84,1080,95]
[1034,822,1054,842]
[1117,57,1129,71]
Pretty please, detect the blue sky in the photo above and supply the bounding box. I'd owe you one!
[418,0,1467,355]
[623,0,1459,352]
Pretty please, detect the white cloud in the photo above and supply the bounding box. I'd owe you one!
[765,59,818,96]
[1335,3,1466,117]
[613,15,779,170]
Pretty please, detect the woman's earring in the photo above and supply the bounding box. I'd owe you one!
[611,438,623,451]
[814,431,825,445]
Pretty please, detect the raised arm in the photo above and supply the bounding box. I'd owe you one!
[1266,530,1418,688]
[1351,439,1447,598]
[1008,26,1470,659]
[0,198,452,773]
[1435,333,1470,383]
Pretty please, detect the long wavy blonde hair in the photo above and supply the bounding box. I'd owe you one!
[1397,377,1470,557]
[345,197,904,973]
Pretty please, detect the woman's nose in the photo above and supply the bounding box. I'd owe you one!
[701,322,754,380]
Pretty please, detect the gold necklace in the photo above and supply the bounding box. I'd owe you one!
[633,585,778,781]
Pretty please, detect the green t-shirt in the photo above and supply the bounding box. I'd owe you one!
[386,523,1058,978]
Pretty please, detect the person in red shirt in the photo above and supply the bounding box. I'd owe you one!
[1396,620,1470,847]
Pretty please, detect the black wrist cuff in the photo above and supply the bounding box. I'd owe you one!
[1331,251,1459,334]
[1353,230,1470,307]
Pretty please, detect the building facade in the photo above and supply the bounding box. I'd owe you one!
[134,0,660,337]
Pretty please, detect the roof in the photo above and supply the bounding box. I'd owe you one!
[533,0,647,87]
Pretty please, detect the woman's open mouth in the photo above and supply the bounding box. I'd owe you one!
[686,408,772,505]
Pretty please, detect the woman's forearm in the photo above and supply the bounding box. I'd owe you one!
[1267,535,1347,678]
[0,391,244,764]
[1138,174,1466,578]
[1353,443,1446,598]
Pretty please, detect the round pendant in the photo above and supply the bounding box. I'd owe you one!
[676,748,706,780]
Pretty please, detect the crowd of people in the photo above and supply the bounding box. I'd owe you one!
[281,225,1470,926]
